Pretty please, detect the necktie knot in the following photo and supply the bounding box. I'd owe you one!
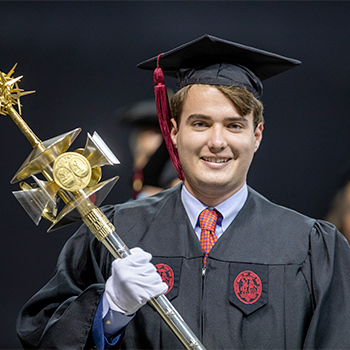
[199,208,220,232]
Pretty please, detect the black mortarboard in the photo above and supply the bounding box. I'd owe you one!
[137,34,301,181]
[137,34,301,99]
[117,99,159,128]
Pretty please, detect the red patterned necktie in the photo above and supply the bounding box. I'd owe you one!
[199,208,221,266]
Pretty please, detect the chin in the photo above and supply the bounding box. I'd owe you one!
[197,177,234,191]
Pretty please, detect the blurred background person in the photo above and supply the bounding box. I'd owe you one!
[325,163,350,243]
[118,97,179,199]
[141,140,180,198]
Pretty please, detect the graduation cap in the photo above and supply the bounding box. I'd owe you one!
[138,34,301,99]
[137,34,301,180]
[117,99,159,129]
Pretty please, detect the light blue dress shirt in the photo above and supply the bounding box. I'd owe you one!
[181,182,248,239]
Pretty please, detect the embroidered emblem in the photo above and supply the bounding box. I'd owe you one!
[234,270,262,304]
[155,263,174,295]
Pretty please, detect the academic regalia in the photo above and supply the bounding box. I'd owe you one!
[17,34,350,349]
[17,184,350,349]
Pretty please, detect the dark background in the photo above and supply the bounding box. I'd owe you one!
[1,1,349,348]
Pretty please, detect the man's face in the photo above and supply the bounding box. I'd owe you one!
[170,85,263,205]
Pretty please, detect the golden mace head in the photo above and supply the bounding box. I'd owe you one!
[2,64,120,231]
[0,64,35,116]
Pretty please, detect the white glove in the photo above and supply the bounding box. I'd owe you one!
[105,247,168,316]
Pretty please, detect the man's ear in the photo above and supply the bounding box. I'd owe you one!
[170,118,178,147]
[254,122,264,152]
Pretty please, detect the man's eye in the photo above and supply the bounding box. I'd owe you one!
[228,124,242,130]
[193,121,207,128]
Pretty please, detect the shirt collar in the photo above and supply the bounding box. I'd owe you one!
[181,183,248,231]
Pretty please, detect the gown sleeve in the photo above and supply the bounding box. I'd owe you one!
[304,220,350,349]
[16,207,115,350]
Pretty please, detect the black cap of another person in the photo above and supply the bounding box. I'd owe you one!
[117,99,159,128]
[137,34,301,99]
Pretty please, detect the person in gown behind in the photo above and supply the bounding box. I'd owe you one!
[326,163,350,243]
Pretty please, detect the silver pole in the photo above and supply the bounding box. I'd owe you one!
[82,207,206,350]
[103,232,205,350]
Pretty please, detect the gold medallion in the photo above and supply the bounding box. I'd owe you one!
[53,152,91,192]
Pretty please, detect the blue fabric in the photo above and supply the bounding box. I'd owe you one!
[92,297,124,349]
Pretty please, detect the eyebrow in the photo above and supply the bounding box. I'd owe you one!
[186,114,249,124]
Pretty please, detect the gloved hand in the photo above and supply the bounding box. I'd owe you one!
[105,247,168,316]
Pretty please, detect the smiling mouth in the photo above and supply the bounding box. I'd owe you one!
[202,157,231,163]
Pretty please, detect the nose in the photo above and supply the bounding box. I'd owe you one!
[207,125,227,151]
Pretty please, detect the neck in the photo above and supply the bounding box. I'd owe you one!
[183,180,245,207]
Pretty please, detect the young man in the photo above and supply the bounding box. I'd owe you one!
[17,35,350,349]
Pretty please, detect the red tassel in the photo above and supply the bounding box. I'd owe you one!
[153,54,184,180]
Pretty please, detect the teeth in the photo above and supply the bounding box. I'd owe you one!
[203,157,229,163]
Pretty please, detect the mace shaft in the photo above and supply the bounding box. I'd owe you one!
[81,204,206,350]
[6,104,42,148]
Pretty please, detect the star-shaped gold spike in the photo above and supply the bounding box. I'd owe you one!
[5,75,23,87]
[0,65,35,116]
[6,63,17,78]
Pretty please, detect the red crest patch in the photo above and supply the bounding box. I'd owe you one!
[155,263,174,295]
[234,270,262,304]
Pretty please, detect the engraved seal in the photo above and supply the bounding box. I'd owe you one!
[53,152,91,192]
[234,270,262,305]
[155,263,174,295]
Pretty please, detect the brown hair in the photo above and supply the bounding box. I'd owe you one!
[170,84,264,129]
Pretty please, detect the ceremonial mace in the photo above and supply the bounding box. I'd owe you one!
[0,65,206,350]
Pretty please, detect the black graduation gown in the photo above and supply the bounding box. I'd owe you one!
[16,184,350,349]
